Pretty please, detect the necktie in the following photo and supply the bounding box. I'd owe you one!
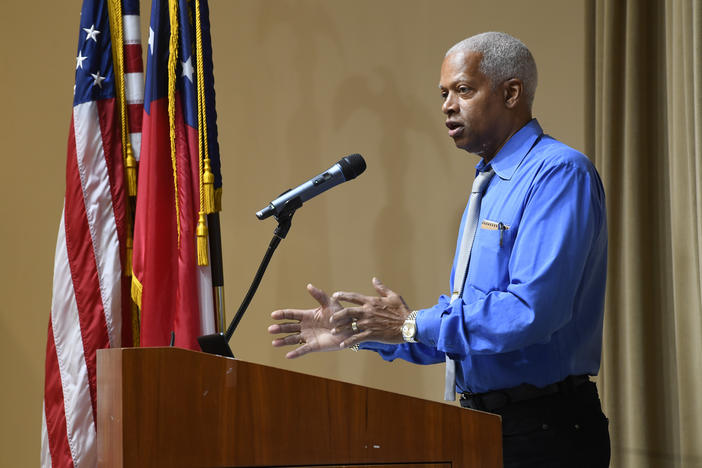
[445,167,495,401]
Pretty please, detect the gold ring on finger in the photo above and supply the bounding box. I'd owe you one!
[351,320,359,333]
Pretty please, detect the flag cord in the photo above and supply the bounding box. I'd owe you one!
[167,0,181,245]
[107,0,137,197]
[194,0,214,266]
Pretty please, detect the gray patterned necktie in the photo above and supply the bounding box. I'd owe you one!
[445,167,495,401]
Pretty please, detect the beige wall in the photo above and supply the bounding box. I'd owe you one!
[0,0,588,464]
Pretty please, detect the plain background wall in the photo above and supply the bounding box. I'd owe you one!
[0,0,588,465]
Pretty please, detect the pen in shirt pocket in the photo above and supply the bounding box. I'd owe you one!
[481,219,510,247]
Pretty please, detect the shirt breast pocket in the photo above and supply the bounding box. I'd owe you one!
[466,221,516,294]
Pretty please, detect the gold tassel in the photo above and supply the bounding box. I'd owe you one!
[196,212,209,266]
[125,233,133,277]
[131,275,143,309]
[125,141,138,196]
[203,158,215,214]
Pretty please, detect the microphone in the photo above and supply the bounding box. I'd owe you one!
[255,153,366,220]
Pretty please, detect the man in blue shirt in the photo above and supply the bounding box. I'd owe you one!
[269,32,610,467]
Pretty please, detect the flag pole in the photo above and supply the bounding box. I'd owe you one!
[208,211,226,332]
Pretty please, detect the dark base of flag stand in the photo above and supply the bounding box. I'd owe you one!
[197,197,302,358]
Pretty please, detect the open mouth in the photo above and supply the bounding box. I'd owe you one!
[446,120,464,138]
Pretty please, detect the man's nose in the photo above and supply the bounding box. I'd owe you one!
[442,92,457,114]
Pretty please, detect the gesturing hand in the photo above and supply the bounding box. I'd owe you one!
[330,277,411,348]
[268,284,353,359]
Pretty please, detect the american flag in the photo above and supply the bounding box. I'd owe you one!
[132,0,218,349]
[41,0,143,466]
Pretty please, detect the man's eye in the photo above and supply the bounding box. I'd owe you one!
[458,86,470,94]
[440,91,448,100]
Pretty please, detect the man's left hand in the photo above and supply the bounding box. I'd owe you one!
[330,277,411,348]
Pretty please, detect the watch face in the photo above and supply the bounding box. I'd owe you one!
[402,322,415,340]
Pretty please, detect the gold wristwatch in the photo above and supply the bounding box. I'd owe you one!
[401,311,419,343]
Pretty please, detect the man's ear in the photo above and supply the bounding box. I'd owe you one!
[503,78,523,109]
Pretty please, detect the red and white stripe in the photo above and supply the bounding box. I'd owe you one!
[123,13,143,161]
[42,98,128,467]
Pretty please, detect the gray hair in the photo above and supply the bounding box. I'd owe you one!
[446,32,538,109]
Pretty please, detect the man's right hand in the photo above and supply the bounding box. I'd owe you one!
[268,284,353,359]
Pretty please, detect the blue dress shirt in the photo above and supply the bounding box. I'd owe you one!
[361,120,607,394]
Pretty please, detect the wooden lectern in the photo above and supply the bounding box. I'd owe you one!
[97,347,502,467]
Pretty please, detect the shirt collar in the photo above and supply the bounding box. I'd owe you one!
[476,119,543,180]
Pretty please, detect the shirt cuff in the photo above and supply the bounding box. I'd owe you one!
[415,304,445,347]
[358,341,393,352]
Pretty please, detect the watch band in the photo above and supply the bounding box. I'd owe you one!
[402,311,419,343]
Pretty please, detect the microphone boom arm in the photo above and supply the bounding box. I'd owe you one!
[197,197,302,357]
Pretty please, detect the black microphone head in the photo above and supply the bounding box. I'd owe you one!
[338,153,366,180]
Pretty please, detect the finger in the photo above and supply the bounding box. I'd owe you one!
[332,291,370,305]
[330,307,364,328]
[285,343,313,359]
[307,283,330,307]
[330,314,364,335]
[271,333,305,348]
[271,309,305,321]
[337,317,370,340]
[372,277,392,297]
[340,329,372,349]
[267,322,301,335]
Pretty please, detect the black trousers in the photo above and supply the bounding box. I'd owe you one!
[486,381,610,468]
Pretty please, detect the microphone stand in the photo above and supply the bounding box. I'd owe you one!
[197,197,302,357]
